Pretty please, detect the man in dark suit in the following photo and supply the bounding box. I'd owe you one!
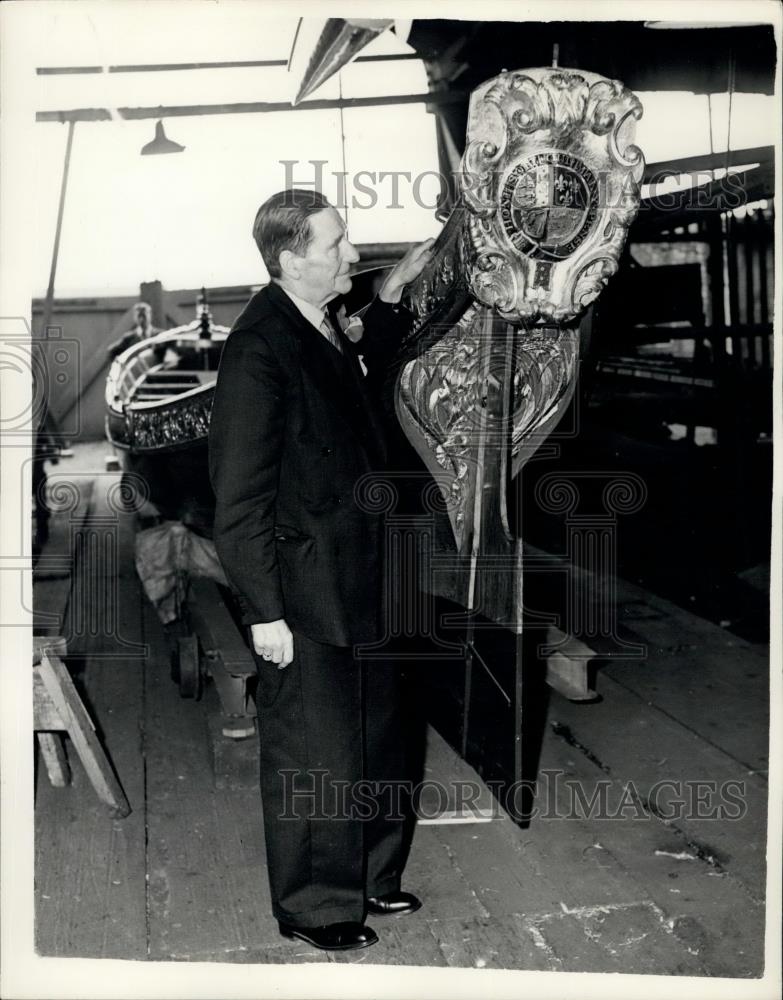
[208,189,434,952]
[106,301,161,359]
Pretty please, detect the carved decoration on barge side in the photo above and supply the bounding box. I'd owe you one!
[126,388,215,452]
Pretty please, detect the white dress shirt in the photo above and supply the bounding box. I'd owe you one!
[280,286,332,337]
[280,284,368,371]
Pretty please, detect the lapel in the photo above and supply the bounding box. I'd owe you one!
[326,301,389,465]
[265,282,349,408]
[265,283,384,459]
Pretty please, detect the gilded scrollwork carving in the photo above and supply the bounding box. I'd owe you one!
[510,72,588,137]
[610,108,645,169]
[455,66,644,327]
[571,257,616,311]
[462,139,503,217]
[471,247,519,314]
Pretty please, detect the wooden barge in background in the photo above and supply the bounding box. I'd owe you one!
[105,299,229,536]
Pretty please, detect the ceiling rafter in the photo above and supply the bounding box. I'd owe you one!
[36,90,468,124]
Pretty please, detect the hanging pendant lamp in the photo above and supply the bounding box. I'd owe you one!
[141,120,185,155]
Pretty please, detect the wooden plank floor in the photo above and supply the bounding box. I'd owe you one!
[34,445,769,974]
[35,445,147,958]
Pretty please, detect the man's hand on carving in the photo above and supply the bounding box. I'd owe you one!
[379,238,436,304]
[251,619,294,669]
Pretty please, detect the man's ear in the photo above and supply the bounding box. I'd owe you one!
[279,249,301,281]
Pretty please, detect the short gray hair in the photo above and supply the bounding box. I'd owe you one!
[252,189,331,279]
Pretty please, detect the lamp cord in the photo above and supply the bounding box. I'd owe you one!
[338,70,349,225]
[725,49,735,174]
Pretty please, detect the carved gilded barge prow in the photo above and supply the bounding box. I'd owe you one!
[397,68,643,557]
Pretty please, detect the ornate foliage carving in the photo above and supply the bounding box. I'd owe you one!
[126,388,215,452]
[397,305,484,549]
[510,325,579,477]
[400,205,470,349]
[398,310,581,544]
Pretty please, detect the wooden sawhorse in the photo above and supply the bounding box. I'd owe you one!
[33,636,131,819]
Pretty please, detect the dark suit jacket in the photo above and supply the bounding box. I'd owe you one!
[107,326,162,360]
[208,281,409,646]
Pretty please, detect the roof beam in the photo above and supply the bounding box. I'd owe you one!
[643,146,774,182]
[36,53,420,76]
[36,90,466,123]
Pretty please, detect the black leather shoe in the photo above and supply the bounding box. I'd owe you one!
[366,890,422,916]
[278,920,378,951]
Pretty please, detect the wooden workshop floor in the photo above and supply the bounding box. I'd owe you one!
[34,444,769,974]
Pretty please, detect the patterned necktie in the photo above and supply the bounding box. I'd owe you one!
[320,314,344,354]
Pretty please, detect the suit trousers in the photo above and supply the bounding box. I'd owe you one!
[253,630,412,927]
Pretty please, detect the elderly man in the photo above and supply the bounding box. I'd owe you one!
[208,189,434,952]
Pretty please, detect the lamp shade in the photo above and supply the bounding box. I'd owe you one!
[141,120,185,155]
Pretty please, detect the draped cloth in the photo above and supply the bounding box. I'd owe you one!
[134,520,228,623]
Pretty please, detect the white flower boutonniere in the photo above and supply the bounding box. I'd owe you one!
[336,305,364,344]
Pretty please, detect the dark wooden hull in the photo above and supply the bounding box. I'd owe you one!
[119,441,215,537]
